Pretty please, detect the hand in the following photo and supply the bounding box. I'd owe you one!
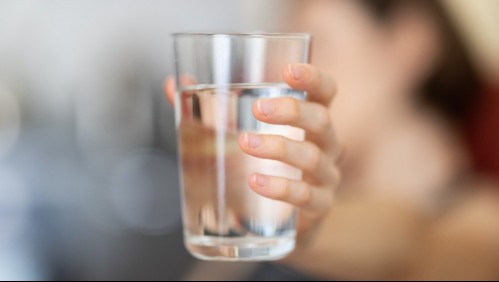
[165,64,342,245]
[238,64,342,243]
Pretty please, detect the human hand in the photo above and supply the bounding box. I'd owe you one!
[165,64,342,244]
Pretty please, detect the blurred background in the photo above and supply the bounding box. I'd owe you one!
[0,0,498,280]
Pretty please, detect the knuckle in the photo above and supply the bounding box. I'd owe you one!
[272,136,288,160]
[282,97,301,123]
[275,178,291,200]
[313,106,332,133]
[295,183,312,207]
[305,143,322,171]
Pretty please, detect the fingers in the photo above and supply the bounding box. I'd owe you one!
[239,133,334,184]
[283,64,336,106]
[164,78,175,105]
[163,76,197,106]
[248,173,333,215]
[165,64,336,106]
[252,98,337,148]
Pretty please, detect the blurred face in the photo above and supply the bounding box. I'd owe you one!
[292,0,440,149]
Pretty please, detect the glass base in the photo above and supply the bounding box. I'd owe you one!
[185,236,295,261]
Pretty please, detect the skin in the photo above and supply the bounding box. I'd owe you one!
[165,64,341,239]
[165,1,499,279]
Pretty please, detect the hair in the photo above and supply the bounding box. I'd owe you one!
[359,0,481,126]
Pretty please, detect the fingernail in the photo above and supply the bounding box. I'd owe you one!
[244,133,262,148]
[256,99,275,116]
[253,174,269,187]
[288,64,303,80]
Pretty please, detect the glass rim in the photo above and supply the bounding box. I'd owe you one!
[172,32,311,40]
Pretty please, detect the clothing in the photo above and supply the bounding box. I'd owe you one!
[466,85,499,181]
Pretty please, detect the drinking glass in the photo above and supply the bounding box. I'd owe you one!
[173,33,311,261]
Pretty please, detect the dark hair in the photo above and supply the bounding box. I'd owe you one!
[359,0,481,125]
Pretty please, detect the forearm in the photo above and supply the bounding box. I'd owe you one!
[283,191,499,280]
[404,190,499,280]
[283,196,427,280]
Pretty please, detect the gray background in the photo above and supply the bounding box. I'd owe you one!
[0,1,283,280]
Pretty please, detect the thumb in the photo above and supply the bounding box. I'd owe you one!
[164,77,175,105]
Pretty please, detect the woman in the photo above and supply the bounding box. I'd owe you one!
[166,0,499,279]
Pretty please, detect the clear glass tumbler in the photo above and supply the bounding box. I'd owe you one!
[172,33,311,261]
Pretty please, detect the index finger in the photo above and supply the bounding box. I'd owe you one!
[283,64,336,106]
